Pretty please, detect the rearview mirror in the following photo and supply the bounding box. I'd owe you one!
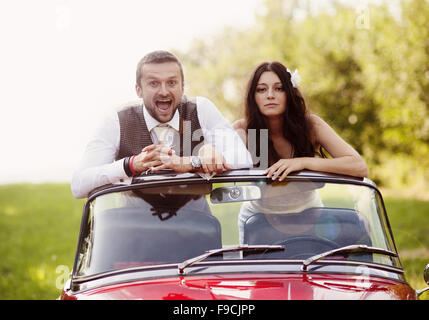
[424,263,429,284]
[416,263,429,297]
[210,185,261,203]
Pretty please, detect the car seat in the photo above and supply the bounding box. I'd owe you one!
[88,205,222,274]
[243,207,372,259]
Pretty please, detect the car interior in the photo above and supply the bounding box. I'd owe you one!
[243,207,373,260]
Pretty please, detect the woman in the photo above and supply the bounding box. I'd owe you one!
[233,61,367,180]
[233,61,368,244]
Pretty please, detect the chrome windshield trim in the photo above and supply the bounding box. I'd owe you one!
[85,169,373,204]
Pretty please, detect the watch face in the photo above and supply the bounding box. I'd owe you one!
[191,156,201,168]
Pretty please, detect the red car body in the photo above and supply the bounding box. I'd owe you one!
[61,170,428,300]
[61,273,417,300]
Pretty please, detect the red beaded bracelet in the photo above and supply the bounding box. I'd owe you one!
[129,155,138,175]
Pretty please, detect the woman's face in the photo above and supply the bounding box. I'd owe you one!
[254,71,287,118]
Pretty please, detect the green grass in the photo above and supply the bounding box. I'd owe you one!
[382,195,429,299]
[0,184,84,299]
[0,184,427,299]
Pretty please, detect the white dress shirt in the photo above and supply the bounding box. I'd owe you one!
[71,96,253,198]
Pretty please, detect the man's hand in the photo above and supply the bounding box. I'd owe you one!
[131,144,172,173]
[198,144,232,174]
[142,144,193,173]
[133,144,232,175]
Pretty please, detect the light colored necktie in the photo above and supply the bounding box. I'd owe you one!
[153,124,174,147]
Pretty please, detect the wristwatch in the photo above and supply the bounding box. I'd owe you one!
[190,156,202,169]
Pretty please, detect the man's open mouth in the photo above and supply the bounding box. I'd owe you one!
[155,99,173,113]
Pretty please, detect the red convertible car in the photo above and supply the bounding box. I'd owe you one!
[60,169,429,300]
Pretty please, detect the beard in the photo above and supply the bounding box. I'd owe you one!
[144,95,179,123]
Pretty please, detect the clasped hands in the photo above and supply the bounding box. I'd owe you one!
[131,143,232,175]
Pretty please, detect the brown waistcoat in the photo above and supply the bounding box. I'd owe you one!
[116,95,204,160]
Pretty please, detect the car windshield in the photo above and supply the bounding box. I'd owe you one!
[75,177,400,277]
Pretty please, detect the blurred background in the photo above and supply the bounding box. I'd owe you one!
[176,0,429,196]
[0,0,428,299]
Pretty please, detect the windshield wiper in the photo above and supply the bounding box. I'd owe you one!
[302,244,397,271]
[178,244,285,274]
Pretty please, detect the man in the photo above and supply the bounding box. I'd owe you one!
[71,50,252,198]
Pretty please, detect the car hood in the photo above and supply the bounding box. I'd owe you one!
[69,273,417,300]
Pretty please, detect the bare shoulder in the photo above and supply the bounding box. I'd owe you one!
[307,113,335,147]
[308,113,336,136]
[232,118,247,130]
[308,113,327,128]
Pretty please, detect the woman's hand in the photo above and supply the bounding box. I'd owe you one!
[264,158,307,181]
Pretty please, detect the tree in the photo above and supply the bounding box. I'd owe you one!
[175,0,429,193]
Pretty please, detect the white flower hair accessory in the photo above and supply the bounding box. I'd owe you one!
[287,68,300,88]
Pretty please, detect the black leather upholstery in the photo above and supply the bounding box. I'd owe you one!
[88,206,222,273]
[243,207,372,249]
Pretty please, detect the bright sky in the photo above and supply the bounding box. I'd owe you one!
[0,0,395,185]
[0,0,261,184]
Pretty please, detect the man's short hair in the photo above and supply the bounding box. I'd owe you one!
[136,50,184,88]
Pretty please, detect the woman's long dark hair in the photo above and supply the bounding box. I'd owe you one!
[245,61,319,165]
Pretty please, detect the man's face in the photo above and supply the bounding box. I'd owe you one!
[136,62,184,123]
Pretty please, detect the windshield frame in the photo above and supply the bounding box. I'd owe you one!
[70,170,403,287]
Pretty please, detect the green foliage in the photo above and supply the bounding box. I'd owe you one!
[384,194,429,298]
[0,184,83,299]
[176,0,429,192]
